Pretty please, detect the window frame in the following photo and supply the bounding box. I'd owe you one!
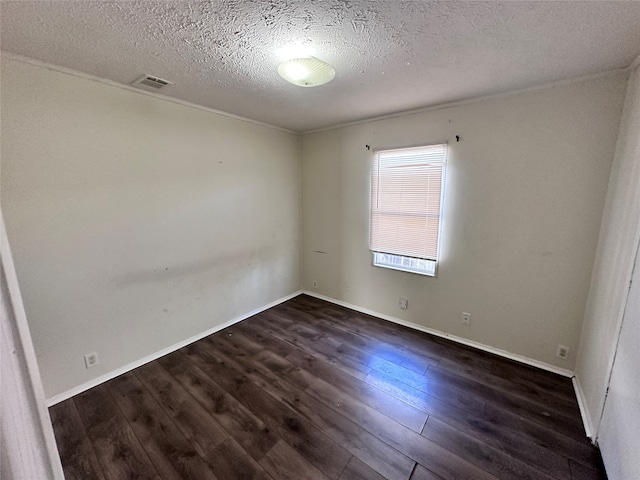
[369,142,448,277]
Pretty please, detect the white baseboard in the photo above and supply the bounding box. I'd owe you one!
[572,375,595,442]
[302,291,597,444]
[46,290,302,406]
[302,290,574,378]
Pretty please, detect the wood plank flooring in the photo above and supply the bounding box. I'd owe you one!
[49,294,607,479]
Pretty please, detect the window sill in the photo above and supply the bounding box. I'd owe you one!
[372,252,437,277]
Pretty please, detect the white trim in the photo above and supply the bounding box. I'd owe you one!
[46,290,302,406]
[302,290,574,378]
[1,212,65,479]
[0,51,296,135]
[573,375,595,442]
[2,52,631,138]
[596,206,640,442]
[302,68,629,135]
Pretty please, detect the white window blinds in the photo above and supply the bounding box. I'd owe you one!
[370,144,447,262]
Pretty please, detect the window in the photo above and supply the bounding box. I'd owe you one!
[370,143,447,276]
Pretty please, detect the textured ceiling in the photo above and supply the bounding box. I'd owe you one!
[2,1,640,132]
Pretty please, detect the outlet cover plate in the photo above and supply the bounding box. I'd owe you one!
[556,345,570,360]
[84,352,99,369]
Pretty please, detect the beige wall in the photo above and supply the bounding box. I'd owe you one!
[577,61,640,478]
[301,74,627,369]
[1,50,633,417]
[0,57,301,399]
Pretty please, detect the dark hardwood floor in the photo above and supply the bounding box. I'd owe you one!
[49,294,607,479]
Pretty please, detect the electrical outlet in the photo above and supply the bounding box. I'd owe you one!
[556,345,570,360]
[462,312,471,326]
[84,352,99,369]
[399,298,408,310]
[313,280,318,288]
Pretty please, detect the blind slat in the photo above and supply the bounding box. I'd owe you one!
[370,143,446,260]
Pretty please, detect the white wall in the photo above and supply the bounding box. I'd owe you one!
[301,74,627,370]
[0,56,301,399]
[598,246,640,480]
[576,60,640,479]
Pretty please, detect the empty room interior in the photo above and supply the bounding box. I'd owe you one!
[2,1,640,480]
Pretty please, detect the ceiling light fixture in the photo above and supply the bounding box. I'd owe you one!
[277,57,335,87]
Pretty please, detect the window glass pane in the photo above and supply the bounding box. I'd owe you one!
[373,252,436,276]
[370,143,447,276]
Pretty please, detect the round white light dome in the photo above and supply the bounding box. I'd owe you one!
[278,57,335,87]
